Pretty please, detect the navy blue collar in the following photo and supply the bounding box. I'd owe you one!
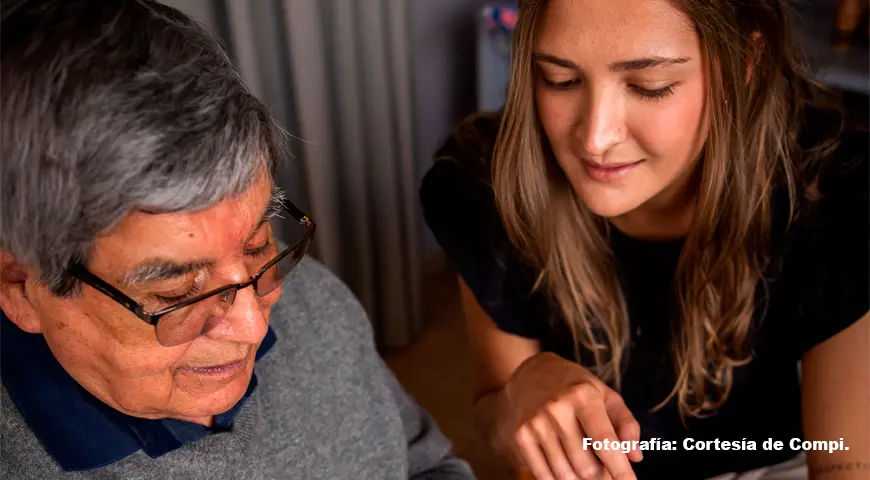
[0,311,277,472]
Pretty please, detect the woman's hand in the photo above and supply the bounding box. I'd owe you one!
[504,352,643,480]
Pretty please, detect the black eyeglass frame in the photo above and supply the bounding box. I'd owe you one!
[67,201,316,328]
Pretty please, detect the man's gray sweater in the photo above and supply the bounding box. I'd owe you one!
[1,258,475,479]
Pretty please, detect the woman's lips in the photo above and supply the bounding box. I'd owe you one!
[582,159,645,182]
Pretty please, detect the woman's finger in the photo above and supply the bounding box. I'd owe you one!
[603,390,643,463]
[572,384,637,480]
[529,413,580,480]
[546,401,603,479]
[515,424,557,480]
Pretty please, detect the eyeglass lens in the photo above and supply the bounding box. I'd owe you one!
[154,233,311,346]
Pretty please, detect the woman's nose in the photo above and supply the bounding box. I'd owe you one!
[576,84,627,157]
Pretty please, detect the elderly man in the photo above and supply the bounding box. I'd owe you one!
[0,1,473,479]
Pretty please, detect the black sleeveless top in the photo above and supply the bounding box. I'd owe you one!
[419,113,869,479]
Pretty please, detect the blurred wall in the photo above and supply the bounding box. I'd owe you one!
[158,0,496,343]
[164,0,493,261]
[159,0,219,31]
[410,0,491,260]
[163,0,492,254]
[159,0,424,346]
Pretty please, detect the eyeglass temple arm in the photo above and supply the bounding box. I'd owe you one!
[283,200,314,228]
[67,265,149,319]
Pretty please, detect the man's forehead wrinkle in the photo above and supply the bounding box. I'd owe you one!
[96,177,277,287]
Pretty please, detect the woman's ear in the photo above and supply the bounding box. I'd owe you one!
[0,251,43,333]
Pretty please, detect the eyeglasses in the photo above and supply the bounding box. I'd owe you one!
[68,201,315,347]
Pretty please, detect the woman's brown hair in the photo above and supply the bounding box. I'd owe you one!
[485,0,843,421]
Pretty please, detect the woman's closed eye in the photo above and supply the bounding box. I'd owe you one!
[542,76,581,90]
[630,83,677,100]
[540,72,679,101]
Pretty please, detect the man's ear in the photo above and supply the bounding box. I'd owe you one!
[0,251,43,333]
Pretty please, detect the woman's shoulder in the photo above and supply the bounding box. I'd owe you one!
[797,120,868,232]
[772,118,868,354]
[420,111,504,237]
[798,103,867,197]
[427,111,503,183]
[419,112,547,338]
[775,105,867,232]
[817,125,868,198]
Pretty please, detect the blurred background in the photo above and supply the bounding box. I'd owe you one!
[159,1,868,478]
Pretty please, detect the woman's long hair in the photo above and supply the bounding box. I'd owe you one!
[488,0,843,421]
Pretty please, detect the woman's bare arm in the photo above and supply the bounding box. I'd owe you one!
[457,275,540,458]
[801,311,869,480]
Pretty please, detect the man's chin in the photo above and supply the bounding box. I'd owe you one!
[171,366,254,417]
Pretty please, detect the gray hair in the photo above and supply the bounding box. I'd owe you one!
[1,0,286,295]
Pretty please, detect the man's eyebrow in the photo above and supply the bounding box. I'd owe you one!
[533,52,691,72]
[122,259,214,286]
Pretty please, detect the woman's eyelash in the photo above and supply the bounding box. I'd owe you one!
[631,84,676,100]
[542,78,580,90]
[542,76,677,101]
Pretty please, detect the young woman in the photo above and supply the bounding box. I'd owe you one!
[420,1,868,479]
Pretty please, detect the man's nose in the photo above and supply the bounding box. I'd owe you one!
[205,282,269,344]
